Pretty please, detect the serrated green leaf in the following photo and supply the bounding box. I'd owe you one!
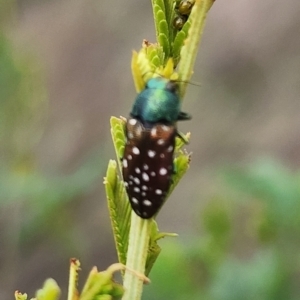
[152,1,170,60]
[154,0,166,12]
[131,51,145,93]
[132,49,155,92]
[169,151,191,195]
[173,18,192,66]
[163,0,176,28]
[105,118,133,268]
[175,132,191,151]
[146,45,164,69]
[167,3,177,47]
[158,18,169,34]
[146,220,161,275]
[158,34,170,58]
[35,279,60,300]
[80,266,124,300]
[153,4,165,38]
[15,292,28,300]
[151,56,161,68]
[153,4,163,18]
[67,258,80,300]
[145,220,178,275]
[110,117,126,166]
[105,160,131,268]
[146,239,162,276]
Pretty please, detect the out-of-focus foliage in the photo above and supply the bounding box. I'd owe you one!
[16,260,125,300]
[0,31,45,168]
[2,0,299,298]
[144,159,300,300]
[0,30,100,238]
[0,0,103,276]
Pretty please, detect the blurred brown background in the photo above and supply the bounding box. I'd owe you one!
[1,0,300,299]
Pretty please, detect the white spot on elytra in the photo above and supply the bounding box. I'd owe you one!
[142,212,148,217]
[134,187,140,193]
[129,181,133,185]
[132,197,138,204]
[122,159,128,168]
[135,167,141,174]
[161,125,169,132]
[157,139,164,145]
[128,132,134,139]
[148,150,156,158]
[160,153,165,158]
[142,185,148,191]
[142,192,146,196]
[124,182,129,187]
[159,168,167,175]
[143,200,152,206]
[127,154,132,160]
[150,171,156,177]
[167,145,174,152]
[132,147,140,155]
[135,126,142,136]
[129,175,133,180]
[143,164,149,170]
[134,177,140,185]
[142,173,150,182]
[155,189,163,195]
[129,119,137,125]
[151,127,157,136]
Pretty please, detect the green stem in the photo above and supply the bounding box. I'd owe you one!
[122,212,151,300]
[178,0,214,98]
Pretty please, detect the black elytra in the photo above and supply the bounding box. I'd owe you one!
[122,78,191,219]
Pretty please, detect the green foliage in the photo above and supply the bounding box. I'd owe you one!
[0,12,105,299]
[107,1,215,299]
[142,158,300,300]
[15,279,60,300]
[0,21,102,253]
[152,0,170,59]
[145,221,178,275]
[172,17,192,65]
[17,260,125,300]
[105,159,131,267]
[144,241,193,300]
[0,32,46,166]
[80,264,124,300]
[34,279,61,300]
[5,0,215,298]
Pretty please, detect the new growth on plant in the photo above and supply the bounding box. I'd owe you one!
[105,1,215,300]
[15,1,215,299]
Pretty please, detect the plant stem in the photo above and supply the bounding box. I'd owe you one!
[122,212,151,300]
[178,0,215,98]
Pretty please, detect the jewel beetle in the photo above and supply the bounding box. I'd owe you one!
[122,77,191,219]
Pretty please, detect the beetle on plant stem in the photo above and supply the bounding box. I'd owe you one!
[122,77,191,219]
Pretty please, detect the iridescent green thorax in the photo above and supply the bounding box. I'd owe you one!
[131,78,182,124]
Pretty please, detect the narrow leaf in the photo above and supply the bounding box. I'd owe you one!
[105,160,131,267]
[110,117,126,166]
